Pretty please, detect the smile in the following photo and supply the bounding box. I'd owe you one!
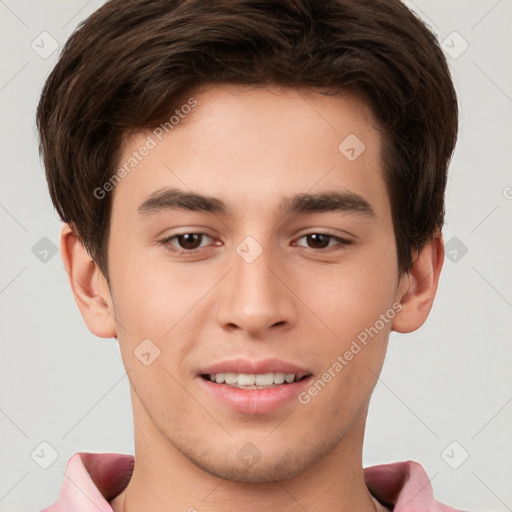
[203,372,306,388]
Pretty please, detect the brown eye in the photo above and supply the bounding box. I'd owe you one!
[294,233,353,252]
[305,233,331,249]
[162,232,214,252]
[176,233,204,250]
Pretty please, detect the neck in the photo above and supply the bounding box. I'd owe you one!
[111,401,377,512]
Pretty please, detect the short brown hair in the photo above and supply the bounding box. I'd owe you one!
[36,0,458,280]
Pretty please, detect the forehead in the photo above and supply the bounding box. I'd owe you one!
[111,84,388,222]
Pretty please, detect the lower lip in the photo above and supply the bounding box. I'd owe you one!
[199,376,312,414]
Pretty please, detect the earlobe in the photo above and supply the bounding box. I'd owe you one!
[391,234,444,333]
[60,223,117,338]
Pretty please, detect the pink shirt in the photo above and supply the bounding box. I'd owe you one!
[41,452,462,511]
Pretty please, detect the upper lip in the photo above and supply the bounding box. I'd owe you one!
[198,358,311,380]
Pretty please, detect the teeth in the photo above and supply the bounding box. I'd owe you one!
[255,373,273,386]
[238,373,255,386]
[208,372,299,387]
[225,372,237,384]
[273,372,285,384]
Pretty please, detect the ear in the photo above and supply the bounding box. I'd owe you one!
[392,233,444,333]
[60,223,117,338]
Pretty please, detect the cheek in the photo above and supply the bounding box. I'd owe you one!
[296,262,396,423]
[110,249,179,325]
[109,253,218,362]
[299,249,398,342]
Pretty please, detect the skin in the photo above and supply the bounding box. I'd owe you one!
[61,85,443,512]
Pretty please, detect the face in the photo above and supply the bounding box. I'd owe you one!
[105,85,406,482]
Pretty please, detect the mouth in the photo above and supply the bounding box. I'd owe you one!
[197,359,313,414]
[200,372,311,389]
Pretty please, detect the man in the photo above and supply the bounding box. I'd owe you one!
[36,0,460,510]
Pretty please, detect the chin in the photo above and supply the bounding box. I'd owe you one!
[177,436,335,484]
[191,454,308,483]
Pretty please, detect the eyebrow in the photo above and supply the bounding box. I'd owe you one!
[137,187,376,219]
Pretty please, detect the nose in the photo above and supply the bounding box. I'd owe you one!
[216,241,297,337]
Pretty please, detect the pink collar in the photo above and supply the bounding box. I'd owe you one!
[42,452,460,512]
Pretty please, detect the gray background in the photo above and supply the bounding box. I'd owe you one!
[1,1,511,511]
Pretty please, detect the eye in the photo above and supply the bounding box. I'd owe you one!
[294,233,352,251]
[162,232,215,251]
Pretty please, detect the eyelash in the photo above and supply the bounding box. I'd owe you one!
[159,232,353,255]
